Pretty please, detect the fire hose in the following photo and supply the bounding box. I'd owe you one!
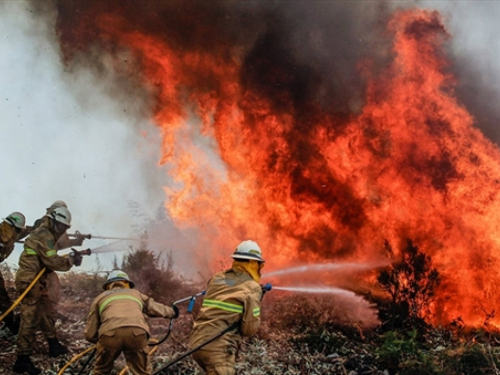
[0,249,92,324]
[17,232,143,244]
[152,283,272,375]
[57,290,205,374]
[56,345,96,375]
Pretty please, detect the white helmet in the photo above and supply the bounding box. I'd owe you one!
[231,240,265,262]
[48,206,72,227]
[46,200,67,214]
[4,212,26,229]
[102,270,135,290]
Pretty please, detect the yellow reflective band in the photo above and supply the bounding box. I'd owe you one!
[46,250,57,257]
[25,248,37,255]
[99,295,143,315]
[203,299,243,313]
[253,307,261,317]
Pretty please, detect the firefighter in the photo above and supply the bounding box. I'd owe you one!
[13,206,83,375]
[189,240,265,375]
[0,212,26,334]
[84,270,179,375]
[28,200,87,328]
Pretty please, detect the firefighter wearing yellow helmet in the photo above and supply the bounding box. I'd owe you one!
[13,206,83,375]
[0,212,26,334]
[84,270,179,375]
[189,240,265,375]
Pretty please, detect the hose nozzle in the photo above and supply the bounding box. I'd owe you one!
[262,283,272,292]
[71,248,92,256]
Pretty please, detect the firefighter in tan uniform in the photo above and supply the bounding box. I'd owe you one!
[0,212,27,334]
[13,206,83,375]
[28,200,87,327]
[190,240,265,375]
[85,270,179,375]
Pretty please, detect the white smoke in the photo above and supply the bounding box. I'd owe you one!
[0,1,170,271]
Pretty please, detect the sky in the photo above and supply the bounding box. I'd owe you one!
[1,0,500,276]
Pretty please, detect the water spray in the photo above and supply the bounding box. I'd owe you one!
[262,261,388,279]
[272,285,357,296]
[67,233,143,241]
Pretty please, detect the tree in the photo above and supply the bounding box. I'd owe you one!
[377,239,440,330]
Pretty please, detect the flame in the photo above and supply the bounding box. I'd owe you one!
[56,4,500,327]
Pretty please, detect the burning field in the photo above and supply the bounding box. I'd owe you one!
[44,1,500,329]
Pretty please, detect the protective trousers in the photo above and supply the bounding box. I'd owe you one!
[42,272,61,322]
[0,269,19,330]
[192,349,236,375]
[16,279,57,355]
[0,269,13,314]
[92,327,150,375]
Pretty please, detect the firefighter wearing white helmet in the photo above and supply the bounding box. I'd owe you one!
[232,240,265,262]
[16,201,87,367]
[13,206,82,375]
[0,211,27,335]
[190,240,266,375]
[85,270,178,375]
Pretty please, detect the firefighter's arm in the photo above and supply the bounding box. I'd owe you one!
[84,299,100,343]
[33,235,72,272]
[142,293,176,319]
[239,285,262,337]
[0,243,14,263]
[55,232,86,250]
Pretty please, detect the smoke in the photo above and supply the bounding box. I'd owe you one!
[0,1,170,269]
[392,1,500,143]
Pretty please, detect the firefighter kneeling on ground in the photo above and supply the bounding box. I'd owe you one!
[84,270,179,375]
[189,240,265,375]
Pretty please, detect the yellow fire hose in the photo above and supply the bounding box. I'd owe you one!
[57,345,96,375]
[0,267,46,323]
[0,250,90,324]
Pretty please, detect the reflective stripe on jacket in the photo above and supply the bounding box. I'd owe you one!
[84,287,175,343]
[189,268,262,352]
[15,224,71,284]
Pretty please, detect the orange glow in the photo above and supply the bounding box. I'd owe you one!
[58,6,500,327]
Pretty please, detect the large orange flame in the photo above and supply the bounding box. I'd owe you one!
[56,4,500,327]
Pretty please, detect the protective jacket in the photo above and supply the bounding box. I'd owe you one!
[30,216,77,250]
[85,287,175,343]
[15,224,72,284]
[189,268,262,352]
[0,221,17,263]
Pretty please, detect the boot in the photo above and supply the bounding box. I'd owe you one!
[13,355,41,375]
[47,338,68,357]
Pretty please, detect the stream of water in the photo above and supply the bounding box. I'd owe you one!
[263,261,387,279]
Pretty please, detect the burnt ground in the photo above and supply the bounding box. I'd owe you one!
[2,268,500,375]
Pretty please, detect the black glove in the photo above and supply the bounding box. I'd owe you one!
[172,304,179,319]
[69,250,83,267]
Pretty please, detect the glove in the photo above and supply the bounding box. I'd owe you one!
[69,250,83,267]
[172,304,179,319]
